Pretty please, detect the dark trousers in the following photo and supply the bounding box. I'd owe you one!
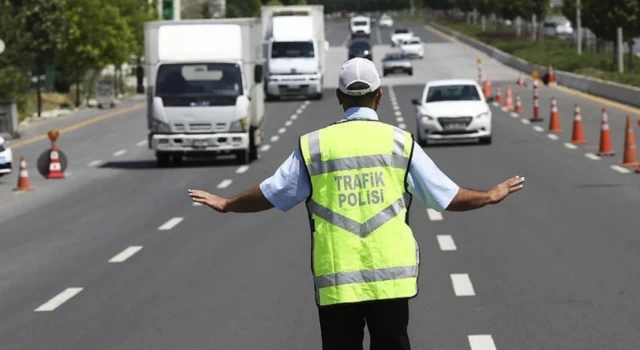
[317,298,411,350]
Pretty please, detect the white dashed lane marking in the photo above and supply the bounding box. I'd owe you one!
[436,235,457,251]
[611,165,631,174]
[217,179,233,189]
[532,126,544,132]
[564,142,578,149]
[426,208,443,221]
[394,111,402,117]
[396,117,404,123]
[510,112,519,118]
[393,105,400,111]
[547,134,559,140]
[158,217,183,230]
[585,153,601,160]
[521,119,531,125]
[501,107,508,112]
[468,335,497,350]
[192,202,203,206]
[35,288,83,312]
[113,149,127,157]
[109,246,143,263]
[296,108,303,114]
[136,140,147,147]
[398,123,406,129]
[278,128,286,134]
[291,114,298,120]
[450,274,476,296]
[88,160,103,167]
[236,165,249,174]
[285,120,293,127]
[260,144,271,152]
[270,135,279,142]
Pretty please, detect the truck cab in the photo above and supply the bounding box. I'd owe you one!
[350,16,371,38]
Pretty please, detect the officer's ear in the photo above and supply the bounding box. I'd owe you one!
[336,88,344,106]
[374,88,383,109]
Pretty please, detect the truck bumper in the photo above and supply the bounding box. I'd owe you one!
[151,133,249,153]
[267,79,322,97]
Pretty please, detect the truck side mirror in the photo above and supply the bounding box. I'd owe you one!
[254,64,264,84]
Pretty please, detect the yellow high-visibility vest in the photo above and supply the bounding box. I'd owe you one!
[299,119,419,306]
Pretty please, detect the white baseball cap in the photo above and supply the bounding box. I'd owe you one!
[338,57,381,96]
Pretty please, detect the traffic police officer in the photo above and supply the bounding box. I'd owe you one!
[188,57,525,350]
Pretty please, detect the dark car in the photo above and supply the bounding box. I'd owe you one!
[348,39,372,61]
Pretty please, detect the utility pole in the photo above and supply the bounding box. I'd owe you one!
[617,27,624,73]
[576,0,582,55]
[410,0,415,17]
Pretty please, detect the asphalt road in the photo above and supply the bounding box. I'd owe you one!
[1,19,640,349]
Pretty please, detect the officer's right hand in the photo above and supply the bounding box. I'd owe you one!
[188,189,229,213]
[488,175,525,204]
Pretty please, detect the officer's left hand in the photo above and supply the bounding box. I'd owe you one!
[188,189,229,213]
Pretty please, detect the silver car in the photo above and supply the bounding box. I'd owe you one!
[382,52,413,76]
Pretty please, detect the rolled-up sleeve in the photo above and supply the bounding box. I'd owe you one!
[406,142,460,211]
[259,149,311,212]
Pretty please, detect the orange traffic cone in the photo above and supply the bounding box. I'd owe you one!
[571,104,586,145]
[483,80,492,99]
[621,115,639,167]
[598,108,615,156]
[47,143,65,179]
[515,95,523,114]
[548,97,562,132]
[503,85,514,109]
[13,156,34,192]
[495,86,502,104]
[516,74,526,88]
[547,63,557,85]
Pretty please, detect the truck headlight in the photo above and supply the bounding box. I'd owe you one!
[152,119,171,133]
[421,115,433,122]
[476,112,490,119]
[230,117,248,132]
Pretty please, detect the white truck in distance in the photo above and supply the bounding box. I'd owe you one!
[261,5,327,100]
[350,16,371,38]
[144,19,265,166]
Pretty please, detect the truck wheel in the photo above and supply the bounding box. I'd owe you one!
[314,92,323,100]
[249,128,258,161]
[171,154,184,166]
[236,150,250,165]
[156,152,170,167]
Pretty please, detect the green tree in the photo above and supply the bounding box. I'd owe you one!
[0,0,31,113]
[497,0,531,20]
[14,0,66,117]
[226,0,262,17]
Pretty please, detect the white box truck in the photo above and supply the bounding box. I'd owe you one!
[261,5,327,101]
[144,18,265,166]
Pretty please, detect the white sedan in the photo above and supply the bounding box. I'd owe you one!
[412,79,492,146]
[0,135,13,178]
[400,37,424,59]
[379,15,394,28]
[391,28,414,47]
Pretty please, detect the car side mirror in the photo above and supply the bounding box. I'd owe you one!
[411,98,420,105]
[254,64,263,84]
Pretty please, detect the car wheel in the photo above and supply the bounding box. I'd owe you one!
[171,154,184,166]
[479,136,492,145]
[236,150,250,165]
[156,152,170,167]
[408,70,413,76]
[417,136,428,147]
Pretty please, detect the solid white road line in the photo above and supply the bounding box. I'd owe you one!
[88,160,103,167]
[136,140,147,147]
[35,288,83,312]
[450,274,476,296]
[113,149,127,157]
[278,128,286,134]
[468,335,497,350]
[109,246,143,263]
[611,165,631,174]
[436,235,457,251]
[426,208,443,221]
[396,117,404,123]
[585,153,601,160]
[564,142,578,149]
[532,126,544,132]
[270,135,279,142]
[158,217,184,231]
[285,120,293,127]
[521,119,531,124]
[510,112,519,118]
[547,134,559,140]
[291,114,298,120]
[398,123,407,129]
[217,179,233,188]
[236,165,249,174]
[260,144,271,152]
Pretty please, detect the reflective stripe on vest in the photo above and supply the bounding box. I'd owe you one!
[300,120,419,306]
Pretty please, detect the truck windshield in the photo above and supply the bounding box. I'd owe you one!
[354,21,368,26]
[155,63,243,106]
[271,41,315,59]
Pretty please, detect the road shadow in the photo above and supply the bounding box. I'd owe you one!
[99,156,239,170]
[574,183,637,189]
[422,140,489,148]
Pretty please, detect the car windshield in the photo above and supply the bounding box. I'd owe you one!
[384,54,407,61]
[156,63,243,106]
[426,85,481,103]
[405,39,421,45]
[271,41,315,58]
[394,28,409,34]
[354,20,368,26]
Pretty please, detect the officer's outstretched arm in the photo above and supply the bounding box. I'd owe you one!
[188,186,274,213]
[446,175,525,212]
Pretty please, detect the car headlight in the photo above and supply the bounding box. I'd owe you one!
[151,119,171,133]
[420,115,434,122]
[229,117,248,132]
[476,112,490,119]
[363,50,370,55]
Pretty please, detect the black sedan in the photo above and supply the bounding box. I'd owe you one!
[348,39,372,61]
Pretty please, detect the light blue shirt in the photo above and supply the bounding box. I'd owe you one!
[259,107,460,212]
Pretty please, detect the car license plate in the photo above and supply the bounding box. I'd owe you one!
[443,123,466,131]
[0,157,5,165]
[193,140,208,148]
[394,68,404,72]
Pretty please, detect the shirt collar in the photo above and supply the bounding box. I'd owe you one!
[344,107,379,121]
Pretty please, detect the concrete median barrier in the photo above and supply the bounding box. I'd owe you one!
[429,22,640,109]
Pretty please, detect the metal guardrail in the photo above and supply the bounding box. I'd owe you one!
[429,22,640,109]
